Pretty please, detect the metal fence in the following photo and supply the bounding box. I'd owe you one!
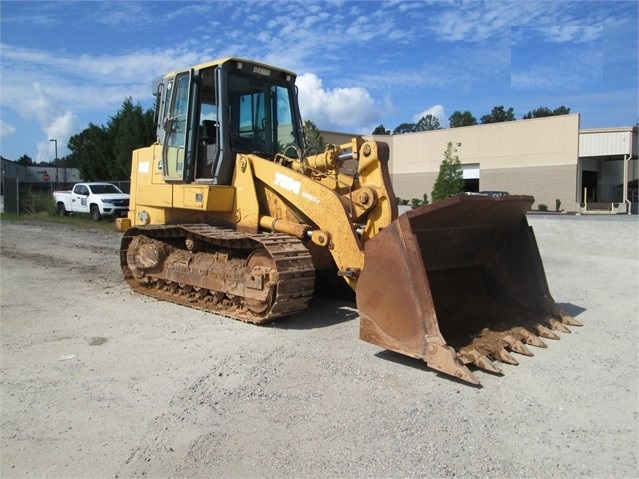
[3,178,19,215]
[0,179,131,215]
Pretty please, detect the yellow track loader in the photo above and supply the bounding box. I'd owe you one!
[116,57,580,385]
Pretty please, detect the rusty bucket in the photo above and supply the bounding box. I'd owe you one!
[357,194,580,384]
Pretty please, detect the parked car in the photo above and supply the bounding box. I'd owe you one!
[478,191,509,197]
[53,182,129,221]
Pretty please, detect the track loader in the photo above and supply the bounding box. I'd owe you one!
[116,57,581,385]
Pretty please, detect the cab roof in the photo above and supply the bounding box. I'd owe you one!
[163,57,297,79]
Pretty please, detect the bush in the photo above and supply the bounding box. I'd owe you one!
[21,189,57,216]
[396,193,430,209]
[538,203,548,212]
[555,199,561,212]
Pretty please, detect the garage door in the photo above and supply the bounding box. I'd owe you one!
[462,163,480,179]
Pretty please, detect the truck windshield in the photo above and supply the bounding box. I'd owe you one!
[228,72,298,157]
[90,184,123,194]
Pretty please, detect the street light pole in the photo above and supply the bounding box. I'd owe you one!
[49,138,58,187]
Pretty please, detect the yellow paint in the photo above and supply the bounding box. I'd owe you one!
[138,184,173,206]
[172,185,235,212]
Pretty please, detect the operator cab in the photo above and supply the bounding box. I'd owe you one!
[153,58,304,185]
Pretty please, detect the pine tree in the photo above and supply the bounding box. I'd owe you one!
[109,97,155,179]
[68,97,155,181]
[431,142,464,202]
[302,119,326,153]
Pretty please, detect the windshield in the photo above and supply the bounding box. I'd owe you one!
[228,72,298,157]
[90,184,123,194]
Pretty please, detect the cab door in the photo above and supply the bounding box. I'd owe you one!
[163,69,198,182]
[71,184,90,213]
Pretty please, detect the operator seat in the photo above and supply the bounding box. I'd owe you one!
[200,120,218,144]
[198,120,219,179]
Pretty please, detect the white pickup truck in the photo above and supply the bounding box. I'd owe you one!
[53,182,130,221]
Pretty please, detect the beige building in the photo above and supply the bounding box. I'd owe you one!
[324,114,638,214]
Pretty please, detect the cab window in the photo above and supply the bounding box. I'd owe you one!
[231,83,296,156]
[164,73,189,179]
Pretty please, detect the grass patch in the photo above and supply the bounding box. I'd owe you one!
[1,189,121,233]
[0,210,121,234]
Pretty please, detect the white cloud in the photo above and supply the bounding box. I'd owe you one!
[429,2,603,43]
[296,73,383,132]
[0,41,202,160]
[0,43,204,110]
[17,83,57,124]
[541,25,603,43]
[512,25,604,46]
[42,111,79,158]
[16,83,79,162]
[0,120,16,138]
[413,105,446,125]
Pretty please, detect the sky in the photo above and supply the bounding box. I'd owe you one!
[0,0,637,163]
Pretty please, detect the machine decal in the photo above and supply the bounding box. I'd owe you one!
[274,172,301,194]
[138,161,150,173]
[253,66,271,76]
[301,191,320,204]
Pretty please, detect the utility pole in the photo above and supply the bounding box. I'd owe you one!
[49,138,58,188]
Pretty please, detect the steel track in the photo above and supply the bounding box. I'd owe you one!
[120,224,316,323]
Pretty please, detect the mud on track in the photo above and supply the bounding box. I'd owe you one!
[1,217,637,478]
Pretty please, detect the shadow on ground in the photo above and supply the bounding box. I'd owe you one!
[264,297,359,331]
[559,302,587,318]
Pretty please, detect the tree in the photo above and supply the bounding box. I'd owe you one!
[302,119,326,153]
[522,106,571,119]
[108,97,155,179]
[372,124,389,135]
[392,122,417,134]
[415,114,442,131]
[17,154,34,166]
[52,154,79,168]
[449,110,478,128]
[67,97,154,181]
[480,106,515,124]
[431,142,464,202]
[68,124,114,181]
[552,106,571,115]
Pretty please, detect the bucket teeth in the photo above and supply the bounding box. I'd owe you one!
[536,324,561,340]
[561,314,583,327]
[460,349,502,374]
[549,318,571,333]
[494,347,519,365]
[425,340,481,385]
[502,335,534,356]
[515,328,547,348]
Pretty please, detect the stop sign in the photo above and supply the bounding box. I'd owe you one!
[43,173,50,181]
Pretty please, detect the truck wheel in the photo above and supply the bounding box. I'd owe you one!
[90,205,102,221]
[57,203,68,217]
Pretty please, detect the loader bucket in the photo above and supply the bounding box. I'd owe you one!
[357,194,580,384]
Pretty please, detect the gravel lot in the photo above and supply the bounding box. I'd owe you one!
[1,215,637,478]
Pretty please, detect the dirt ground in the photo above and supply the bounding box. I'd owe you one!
[1,215,637,478]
